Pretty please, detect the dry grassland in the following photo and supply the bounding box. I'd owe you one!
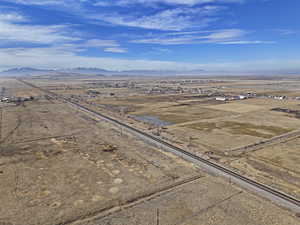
[2,77,299,225]
[206,102,263,113]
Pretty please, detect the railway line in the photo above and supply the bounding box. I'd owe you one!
[18,79,300,214]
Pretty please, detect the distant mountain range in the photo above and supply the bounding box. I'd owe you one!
[1,67,300,77]
[0,67,109,76]
[0,67,51,75]
[0,67,206,77]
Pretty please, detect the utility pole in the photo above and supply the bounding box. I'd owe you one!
[120,125,123,137]
[156,208,160,225]
[188,136,192,148]
[157,126,160,136]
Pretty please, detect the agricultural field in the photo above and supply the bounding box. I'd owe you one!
[1,77,300,225]
[230,136,300,199]
[25,76,300,200]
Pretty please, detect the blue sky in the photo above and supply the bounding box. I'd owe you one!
[0,0,299,72]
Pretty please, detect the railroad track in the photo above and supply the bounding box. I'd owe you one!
[18,79,300,214]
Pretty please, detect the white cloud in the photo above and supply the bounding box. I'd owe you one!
[83,39,119,47]
[0,47,299,73]
[95,0,243,7]
[0,11,127,53]
[3,0,246,6]
[0,0,284,72]
[205,29,246,40]
[93,1,112,7]
[104,47,127,53]
[0,23,79,44]
[0,47,202,70]
[133,36,194,45]
[0,12,27,22]
[77,39,127,53]
[96,6,221,31]
[2,0,244,33]
[2,0,242,32]
[0,12,80,44]
[5,0,243,7]
[3,0,71,6]
[272,29,298,36]
[131,29,269,45]
[220,40,276,44]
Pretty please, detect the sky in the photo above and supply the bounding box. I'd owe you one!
[0,0,299,72]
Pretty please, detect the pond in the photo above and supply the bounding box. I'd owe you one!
[131,115,173,126]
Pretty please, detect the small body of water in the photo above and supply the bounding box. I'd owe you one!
[131,115,173,126]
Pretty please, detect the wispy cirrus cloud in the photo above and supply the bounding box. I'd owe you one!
[131,29,274,45]
[0,47,202,70]
[4,0,244,7]
[1,46,299,73]
[0,12,27,22]
[4,0,229,31]
[0,0,287,73]
[94,0,243,7]
[104,47,127,53]
[0,11,80,44]
[272,29,298,36]
[0,9,127,53]
[3,0,74,6]
[2,0,242,33]
[82,39,119,47]
[50,39,127,53]
[82,39,127,53]
[93,6,222,31]
[220,40,276,44]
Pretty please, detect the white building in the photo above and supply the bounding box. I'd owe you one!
[238,95,247,100]
[274,96,285,100]
[216,97,227,101]
[0,97,9,102]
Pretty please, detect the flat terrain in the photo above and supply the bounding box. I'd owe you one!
[0,80,201,225]
[1,77,300,225]
[230,136,300,199]
[21,77,300,199]
[74,176,299,225]
[25,76,300,199]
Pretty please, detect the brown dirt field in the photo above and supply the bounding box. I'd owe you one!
[0,99,201,225]
[206,102,263,113]
[2,77,299,225]
[184,121,292,139]
[229,136,300,198]
[74,176,300,225]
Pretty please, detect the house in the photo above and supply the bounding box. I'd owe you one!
[274,96,285,100]
[0,97,9,102]
[238,95,247,100]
